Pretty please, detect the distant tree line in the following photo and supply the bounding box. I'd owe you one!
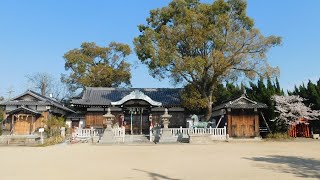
[289,79,320,110]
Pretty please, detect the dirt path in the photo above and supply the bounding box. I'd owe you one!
[0,141,319,180]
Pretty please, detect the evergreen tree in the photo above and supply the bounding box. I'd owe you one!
[289,78,320,110]
[246,77,284,131]
[307,81,320,109]
[214,82,243,105]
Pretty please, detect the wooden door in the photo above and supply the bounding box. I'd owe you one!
[231,116,238,137]
[85,112,104,127]
[15,119,31,135]
[231,113,256,137]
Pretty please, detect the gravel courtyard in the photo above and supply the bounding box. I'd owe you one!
[0,141,319,180]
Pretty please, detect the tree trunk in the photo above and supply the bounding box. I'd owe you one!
[204,95,213,121]
[41,83,46,96]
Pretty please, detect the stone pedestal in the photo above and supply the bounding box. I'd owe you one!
[159,129,178,143]
[159,109,177,143]
[99,108,115,144]
[189,134,212,144]
[99,130,114,144]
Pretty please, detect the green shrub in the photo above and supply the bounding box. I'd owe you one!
[266,132,292,140]
[39,135,65,147]
[45,116,66,138]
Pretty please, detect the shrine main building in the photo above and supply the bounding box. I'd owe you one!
[1,87,268,138]
[68,87,267,138]
[68,87,185,134]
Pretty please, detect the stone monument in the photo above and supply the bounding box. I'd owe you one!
[99,108,115,144]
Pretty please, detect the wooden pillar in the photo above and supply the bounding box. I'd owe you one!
[31,115,35,134]
[26,115,30,135]
[11,115,15,134]
[254,108,260,137]
[140,108,143,135]
[227,108,232,137]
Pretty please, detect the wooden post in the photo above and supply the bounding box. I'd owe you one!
[227,108,232,137]
[130,110,133,135]
[140,108,143,135]
[11,115,14,134]
[216,115,224,128]
[260,112,272,133]
[254,109,259,137]
[33,116,36,134]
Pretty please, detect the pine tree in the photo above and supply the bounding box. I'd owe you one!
[289,78,320,110]
[246,77,284,131]
[214,82,243,106]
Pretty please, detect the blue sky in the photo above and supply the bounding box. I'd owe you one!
[0,0,319,97]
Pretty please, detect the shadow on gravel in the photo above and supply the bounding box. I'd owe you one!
[133,169,182,180]
[245,155,320,179]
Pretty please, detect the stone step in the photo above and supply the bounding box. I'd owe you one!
[0,135,39,145]
[124,135,150,143]
[99,135,152,144]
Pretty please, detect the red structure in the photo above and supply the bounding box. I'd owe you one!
[288,118,310,138]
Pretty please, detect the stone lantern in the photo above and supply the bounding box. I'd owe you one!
[161,108,172,129]
[159,108,176,143]
[100,107,115,144]
[103,107,115,130]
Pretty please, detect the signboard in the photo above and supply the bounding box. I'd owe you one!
[39,128,44,133]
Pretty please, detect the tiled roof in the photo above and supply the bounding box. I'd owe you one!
[72,87,183,107]
[212,94,267,111]
[28,90,75,113]
[2,101,50,106]
[66,113,85,119]
[0,90,74,113]
[8,106,41,115]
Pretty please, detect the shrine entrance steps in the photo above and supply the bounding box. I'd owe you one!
[124,135,151,143]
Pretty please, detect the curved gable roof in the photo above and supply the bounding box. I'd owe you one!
[72,87,182,107]
[212,94,267,111]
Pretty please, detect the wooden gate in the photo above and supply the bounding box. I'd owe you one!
[15,119,31,135]
[231,114,255,137]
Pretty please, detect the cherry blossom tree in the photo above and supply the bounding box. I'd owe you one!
[272,95,320,130]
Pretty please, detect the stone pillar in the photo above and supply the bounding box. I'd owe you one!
[60,127,66,137]
[159,108,177,143]
[100,108,115,144]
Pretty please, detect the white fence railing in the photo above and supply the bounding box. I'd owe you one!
[169,127,190,136]
[112,127,125,142]
[76,128,104,138]
[150,126,227,142]
[75,128,125,142]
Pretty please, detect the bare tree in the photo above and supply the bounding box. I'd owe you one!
[26,72,72,101]
[26,72,53,96]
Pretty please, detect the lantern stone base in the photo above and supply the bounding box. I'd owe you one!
[159,129,177,143]
[99,129,114,144]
